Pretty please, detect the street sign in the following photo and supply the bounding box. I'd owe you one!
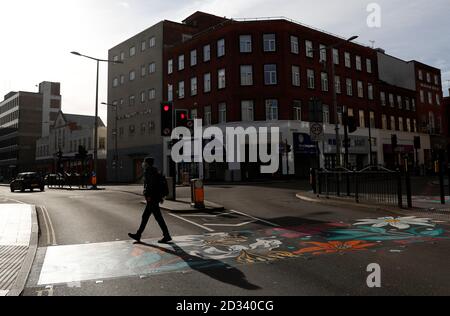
[310,123,324,142]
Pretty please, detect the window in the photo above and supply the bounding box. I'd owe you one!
[266,99,279,121]
[397,95,402,109]
[141,41,146,52]
[428,92,433,104]
[390,116,396,131]
[319,44,327,62]
[129,70,136,81]
[399,117,404,131]
[434,75,439,86]
[412,99,416,111]
[191,109,198,119]
[418,70,423,80]
[382,115,388,130]
[263,34,276,52]
[204,106,212,126]
[292,66,300,87]
[389,94,395,107]
[290,36,299,54]
[429,112,435,130]
[140,123,146,135]
[357,81,364,98]
[368,83,374,100]
[420,90,425,103]
[426,73,431,83]
[129,95,135,106]
[218,69,226,89]
[149,62,156,74]
[168,85,173,102]
[345,52,351,68]
[190,50,197,66]
[129,46,136,57]
[436,94,441,106]
[407,118,411,132]
[120,51,125,61]
[204,73,211,92]
[141,65,146,77]
[305,40,313,58]
[240,65,253,86]
[241,100,254,121]
[293,100,302,121]
[178,55,184,71]
[333,49,339,65]
[178,81,185,99]
[323,105,330,124]
[307,69,315,89]
[219,103,227,123]
[405,97,410,110]
[168,59,173,74]
[140,91,146,103]
[240,35,252,53]
[203,45,211,62]
[356,56,362,71]
[113,55,119,62]
[346,78,353,96]
[217,39,225,57]
[264,64,277,85]
[149,37,156,48]
[113,78,119,87]
[413,119,417,132]
[99,138,106,150]
[359,110,365,128]
[321,73,329,92]
[380,92,386,106]
[120,75,125,85]
[191,77,198,96]
[335,76,341,94]
[366,59,372,73]
[129,125,136,135]
[370,111,375,128]
[148,89,155,100]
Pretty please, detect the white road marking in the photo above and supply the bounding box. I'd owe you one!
[168,213,215,232]
[204,221,257,227]
[180,212,233,218]
[39,207,51,245]
[229,210,280,227]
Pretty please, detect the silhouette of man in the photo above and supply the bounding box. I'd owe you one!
[129,157,172,244]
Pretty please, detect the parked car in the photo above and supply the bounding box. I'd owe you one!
[44,173,65,188]
[10,173,45,192]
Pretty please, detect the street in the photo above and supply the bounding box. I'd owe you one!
[0,182,449,296]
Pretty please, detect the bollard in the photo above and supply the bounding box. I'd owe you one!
[191,179,205,209]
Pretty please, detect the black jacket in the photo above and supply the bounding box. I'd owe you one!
[143,167,162,200]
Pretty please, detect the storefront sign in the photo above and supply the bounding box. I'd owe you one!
[293,133,317,155]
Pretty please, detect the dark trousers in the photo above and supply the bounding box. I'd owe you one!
[137,201,171,238]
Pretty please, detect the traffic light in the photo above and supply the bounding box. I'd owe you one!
[391,135,398,149]
[347,116,357,134]
[161,102,173,136]
[175,109,189,127]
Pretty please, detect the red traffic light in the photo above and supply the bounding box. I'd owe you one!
[180,113,186,120]
[163,105,170,112]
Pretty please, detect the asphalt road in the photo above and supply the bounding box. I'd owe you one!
[0,181,449,296]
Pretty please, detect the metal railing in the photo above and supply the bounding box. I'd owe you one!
[315,166,404,208]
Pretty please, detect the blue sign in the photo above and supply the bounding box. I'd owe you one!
[293,133,318,155]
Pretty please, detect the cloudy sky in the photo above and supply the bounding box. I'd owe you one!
[0,0,449,124]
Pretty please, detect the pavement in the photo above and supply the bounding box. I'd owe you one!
[0,203,39,296]
[0,181,448,296]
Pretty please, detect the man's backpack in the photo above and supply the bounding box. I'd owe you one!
[160,174,170,198]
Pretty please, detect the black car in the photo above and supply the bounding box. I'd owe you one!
[10,173,45,192]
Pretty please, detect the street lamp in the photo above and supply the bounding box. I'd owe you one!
[71,51,123,189]
[102,102,119,183]
[311,35,359,168]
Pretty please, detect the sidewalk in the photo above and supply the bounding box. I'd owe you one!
[0,204,38,296]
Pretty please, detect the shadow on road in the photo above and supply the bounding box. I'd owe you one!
[136,242,261,291]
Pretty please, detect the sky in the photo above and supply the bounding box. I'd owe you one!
[0,0,449,124]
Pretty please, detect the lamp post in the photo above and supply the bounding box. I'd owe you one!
[312,36,359,168]
[102,102,119,183]
[71,52,123,189]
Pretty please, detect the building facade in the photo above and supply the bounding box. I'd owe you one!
[35,111,107,181]
[0,82,61,180]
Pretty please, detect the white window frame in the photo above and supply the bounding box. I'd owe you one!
[305,40,313,58]
[203,45,211,62]
[345,52,351,68]
[307,69,315,89]
[263,34,276,52]
[265,99,279,121]
[168,85,173,102]
[219,103,227,123]
[217,39,225,57]
[191,77,198,96]
[178,81,185,99]
[290,36,299,54]
[190,50,197,67]
[366,59,372,73]
[292,66,300,87]
[240,65,253,86]
[319,44,327,62]
[218,69,226,89]
[333,48,339,65]
[335,76,341,94]
[321,72,329,92]
[356,56,362,71]
[264,64,277,85]
[178,55,185,71]
[240,35,252,53]
[241,100,254,122]
[204,73,211,93]
[168,59,173,74]
[346,78,353,96]
[204,106,212,126]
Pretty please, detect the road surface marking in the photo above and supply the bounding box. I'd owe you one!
[229,210,280,227]
[41,206,57,246]
[204,221,257,227]
[38,207,51,246]
[2,196,26,204]
[168,213,215,232]
[180,212,233,218]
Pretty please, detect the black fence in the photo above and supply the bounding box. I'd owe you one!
[314,166,410,208]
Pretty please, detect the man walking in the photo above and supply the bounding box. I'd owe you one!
[129,157,172,244]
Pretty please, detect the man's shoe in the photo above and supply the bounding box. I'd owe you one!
[158,236,173,244]
[128,233,141,242]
